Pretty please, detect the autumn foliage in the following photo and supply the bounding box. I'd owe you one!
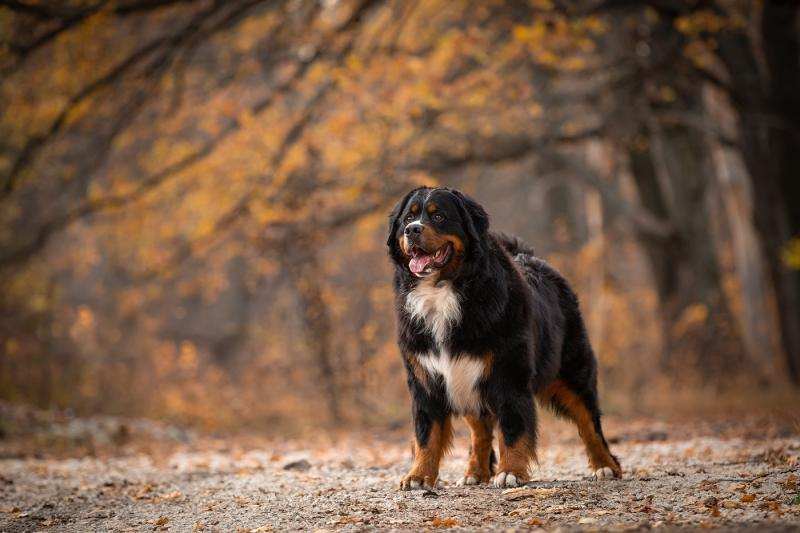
[0,0,798,432]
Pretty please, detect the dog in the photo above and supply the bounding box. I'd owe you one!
[386,186,621,489]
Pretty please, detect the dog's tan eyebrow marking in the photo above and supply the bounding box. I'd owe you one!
[410,203,420,214]
[426,202,438,213]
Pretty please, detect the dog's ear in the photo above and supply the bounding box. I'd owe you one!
[451,189,489,242]
[386,187,424,253]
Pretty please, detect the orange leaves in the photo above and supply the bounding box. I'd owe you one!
[430,516,460,528]
[782,238,800,270]
[675,10,737,37]
[512,15,604,72]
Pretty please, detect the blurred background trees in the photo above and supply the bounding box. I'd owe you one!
[0,0,798,432]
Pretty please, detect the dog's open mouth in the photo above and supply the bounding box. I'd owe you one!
[408,242,453,276]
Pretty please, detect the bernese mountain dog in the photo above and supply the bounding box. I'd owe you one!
[387,186,621,489]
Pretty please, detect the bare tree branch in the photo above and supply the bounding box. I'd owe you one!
[1,0,202,70]
[0,0,387,274]
[1,0,230,200]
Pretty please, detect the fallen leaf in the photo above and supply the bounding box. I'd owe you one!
[155,516,169,526]
[759,501,782,514]
[157,490,183,502]
[430,517,459,528]
[134,484,154,500]
[740,494,756,503]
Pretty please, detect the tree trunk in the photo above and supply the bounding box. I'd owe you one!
[613,7,748,379]
[714,2,800,383]
[627,119,747,378]
[285,248,342,425]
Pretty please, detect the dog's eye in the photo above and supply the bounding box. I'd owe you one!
[404,214,415,223]
[432,213,445,223]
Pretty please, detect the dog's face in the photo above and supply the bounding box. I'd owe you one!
[387,187,489,279]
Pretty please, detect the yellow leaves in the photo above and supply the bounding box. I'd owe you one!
[658,85,678,103]
[179,341,199,371]
[513,23,546,45]
[530,48,557,66]
[645,6,660,24]
[675,10,733,37]
[4,337,19,358]
[513,15,601,71]
[672,303,709,339]
[782,237,800,270]
[345,54,365,73]
[531,0,554,9]
[430,517,460,528]
[561,56,587,71]
[581,16,607,36]
[237,108,258,131]
[143,139,197,175]
[683,39,718,70]
[234,12,279,53]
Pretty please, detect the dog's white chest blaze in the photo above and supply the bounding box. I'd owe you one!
[417,352,485,414]
[405,280,461,345]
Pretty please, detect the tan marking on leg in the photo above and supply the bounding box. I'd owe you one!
[461,415,494,484]
[495,431,536,486]
[400,417,453,490]
[544,380,621,477]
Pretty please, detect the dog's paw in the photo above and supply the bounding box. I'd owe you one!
[456,475,479,487]
[399,473,435,491]
[592,466,617,480]
[493,471,525,488]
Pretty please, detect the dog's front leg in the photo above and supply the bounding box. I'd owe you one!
[487,355,538,488]
[493,395,537,488]
[400,373,452,490]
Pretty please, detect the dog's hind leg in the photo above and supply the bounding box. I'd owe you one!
[458,414,495,485]
[537,379,621,479]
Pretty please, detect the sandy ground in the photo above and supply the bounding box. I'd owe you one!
[1,413,799,532]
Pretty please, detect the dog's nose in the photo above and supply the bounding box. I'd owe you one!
[404,224,423,236]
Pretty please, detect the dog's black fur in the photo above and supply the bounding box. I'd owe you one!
[387,186,621,489]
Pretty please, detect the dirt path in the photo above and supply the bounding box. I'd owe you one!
[1,417,799,531]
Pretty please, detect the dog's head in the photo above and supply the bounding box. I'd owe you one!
[387,187,489,279]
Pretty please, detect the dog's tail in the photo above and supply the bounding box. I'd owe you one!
[494,232,535,258]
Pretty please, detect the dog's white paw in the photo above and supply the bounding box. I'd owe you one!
[493,471,519,488]
[456,475,478,487]
[399,474,432,490]
[592,466,616,480]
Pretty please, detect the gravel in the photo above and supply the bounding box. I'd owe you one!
[1,418,798,531]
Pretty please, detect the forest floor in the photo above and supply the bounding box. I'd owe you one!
[0,404,799,531]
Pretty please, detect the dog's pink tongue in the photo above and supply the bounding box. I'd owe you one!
[409,254,433,274]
